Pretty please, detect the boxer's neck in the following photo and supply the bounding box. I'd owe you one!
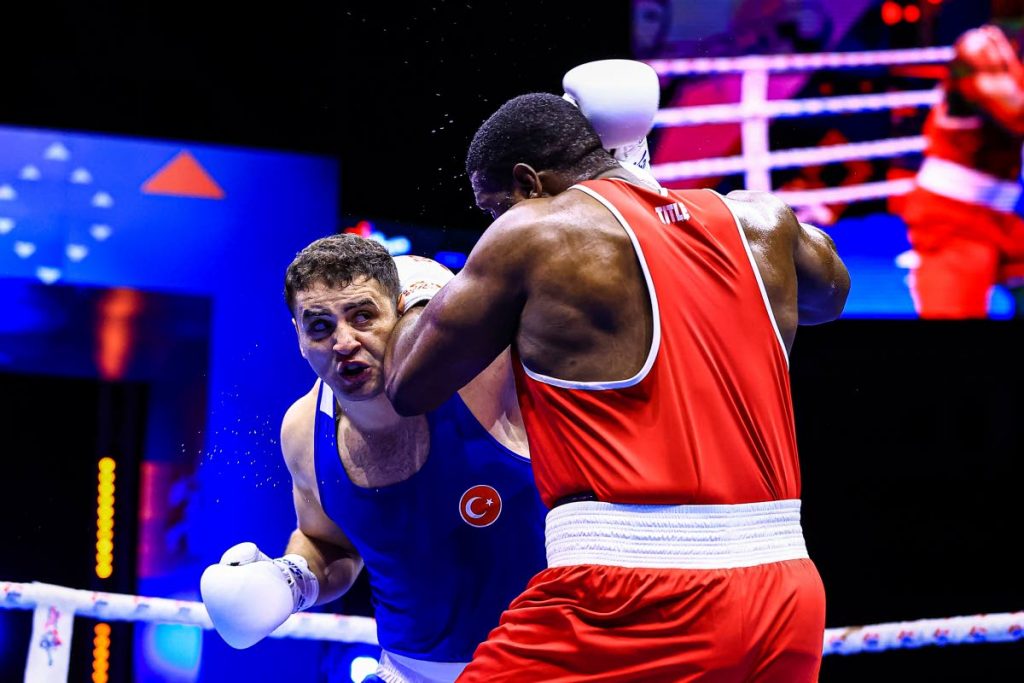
[333,391,408,433]
[593,166,660,191]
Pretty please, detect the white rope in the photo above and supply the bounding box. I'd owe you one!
[1,581,379,645]
[646,46,955,76]
[824,612,1024,655]
[654,89,942,127]
[650,136,925,182]
[4,580,1023,658]
[775,178,916,207]
[651,154,751,180]
[760,135,926,168]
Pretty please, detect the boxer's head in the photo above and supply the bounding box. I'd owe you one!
[467,93,619,219]
[285,234,400,400]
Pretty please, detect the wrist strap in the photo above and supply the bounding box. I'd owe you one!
[274,554,320,613]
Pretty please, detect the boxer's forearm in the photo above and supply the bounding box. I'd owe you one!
[384,304,454,416]
[385,283,484,415]
[285,528,362,606]
[386,216,529,414]
[386,279,524,415]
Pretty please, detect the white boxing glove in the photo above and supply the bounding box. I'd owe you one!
[200,542,319,649]
[563,59,660,157]
[394,255,455,314]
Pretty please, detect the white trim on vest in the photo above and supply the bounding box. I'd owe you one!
[706,189,789,366]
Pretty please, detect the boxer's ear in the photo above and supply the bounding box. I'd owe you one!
[512,163,542,198]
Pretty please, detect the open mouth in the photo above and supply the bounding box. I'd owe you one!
[339,363,370,380]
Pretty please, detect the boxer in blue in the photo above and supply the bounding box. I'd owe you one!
[201,236,546,682]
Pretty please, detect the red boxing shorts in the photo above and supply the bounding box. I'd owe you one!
[457,501,826,683]
[903,185,1024,318]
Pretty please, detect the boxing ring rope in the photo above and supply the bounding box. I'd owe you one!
[646,47,954,75]
[824,612,1024,656]
[655,90,941,127]
[645,46,954,204]
[1,581,377,644]
[3,580,377,682]
[775,178,916,207]
[653,136,927,181]
[3,579,1022,680]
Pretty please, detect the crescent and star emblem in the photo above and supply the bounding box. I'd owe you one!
[459,485,502,527]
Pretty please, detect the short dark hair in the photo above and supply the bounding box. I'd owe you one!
[284,233,400,313]
[466,92,616,190]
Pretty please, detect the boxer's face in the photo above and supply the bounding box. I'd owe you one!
[292,277,398,401]
[471,173,519,219]
[471,165,571,219]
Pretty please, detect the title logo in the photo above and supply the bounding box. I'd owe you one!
[655,201,690,225]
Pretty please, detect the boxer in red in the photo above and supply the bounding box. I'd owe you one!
[902,22,1024,318]
[385,91,849,681]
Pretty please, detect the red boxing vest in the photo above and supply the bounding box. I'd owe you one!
[512,179,800,507]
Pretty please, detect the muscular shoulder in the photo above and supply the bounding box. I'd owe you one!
[718,190,800,243]
[281,382,319,481]
[480,200,568,260]
[491,192,629,268]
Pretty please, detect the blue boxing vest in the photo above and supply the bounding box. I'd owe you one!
[312,381,547,662]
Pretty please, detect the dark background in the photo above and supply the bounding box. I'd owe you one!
[2,1,1022,681]
[0,1,631,233]
[793,321,1024,681]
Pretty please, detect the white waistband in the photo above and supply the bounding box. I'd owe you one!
[377,650,467,683]
[916,157,1021,212]
[545,499,808,570]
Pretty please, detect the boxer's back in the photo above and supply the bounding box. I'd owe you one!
[509,177,808,507]
[513,178,801,385]
[511,181,654,384]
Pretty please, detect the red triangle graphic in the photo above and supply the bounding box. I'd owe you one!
[141,150,225,199]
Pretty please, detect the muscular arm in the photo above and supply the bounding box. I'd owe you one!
[725,190,850,327]
[281,390,363,606]
[385,215,532,416]
[794,221,850,325]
